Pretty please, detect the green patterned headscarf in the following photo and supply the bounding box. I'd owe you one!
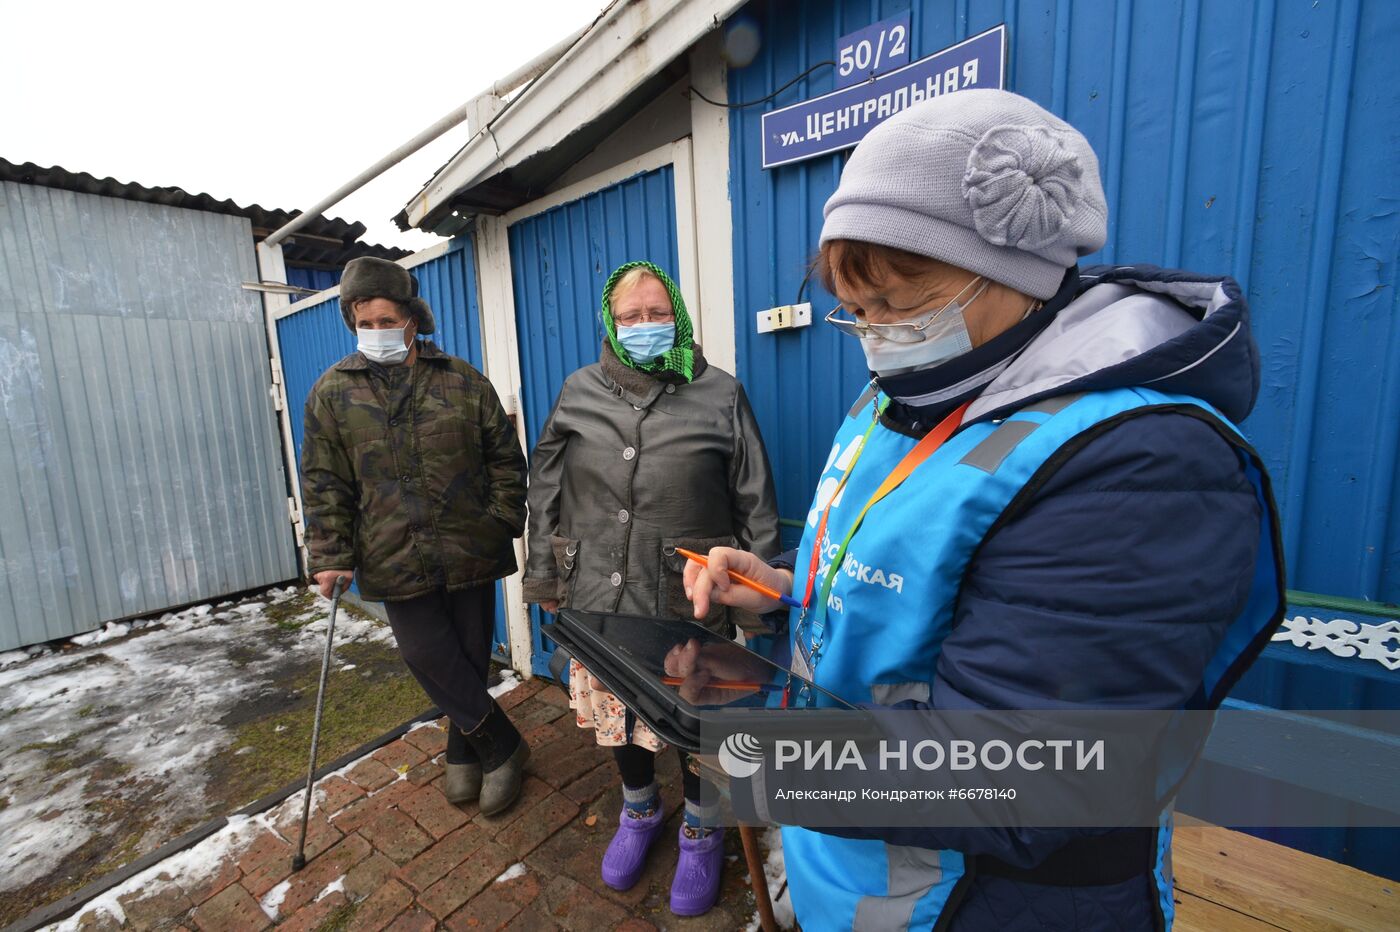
[602,261,695,381]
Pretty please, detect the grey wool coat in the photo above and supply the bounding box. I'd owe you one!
[522,343,782,633]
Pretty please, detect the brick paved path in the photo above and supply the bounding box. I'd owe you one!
[55,678,767,931]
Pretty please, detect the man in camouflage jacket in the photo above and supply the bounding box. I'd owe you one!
[300,256,530,815]
[300,342,526,598]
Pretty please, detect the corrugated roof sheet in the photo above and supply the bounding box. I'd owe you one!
[0,157,410,268]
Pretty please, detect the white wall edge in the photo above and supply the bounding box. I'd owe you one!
[255,241,307,571]
[671,137,704,345]
[473,217,535,679]
[688,32,738,376]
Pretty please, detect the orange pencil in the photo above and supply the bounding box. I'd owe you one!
[661,675,763,691]
[675,547,802,608]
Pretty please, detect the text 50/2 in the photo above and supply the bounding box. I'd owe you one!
[836,15,911,89]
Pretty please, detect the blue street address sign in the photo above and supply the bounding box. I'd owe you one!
[835,13,912,90]
[761,24,1007,170]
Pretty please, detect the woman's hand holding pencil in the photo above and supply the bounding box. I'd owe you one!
[680,546,796,620]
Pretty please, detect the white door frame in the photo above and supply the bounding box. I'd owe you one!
[477,137,719,677]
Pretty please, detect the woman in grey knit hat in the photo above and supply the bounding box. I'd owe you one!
[681,89,1284,932]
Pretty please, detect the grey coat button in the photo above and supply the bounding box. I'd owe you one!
[665,384,676,394]
[623,446,636,461]
[610,572,622,587]
[633,404,642,411]
[618,509,630,524]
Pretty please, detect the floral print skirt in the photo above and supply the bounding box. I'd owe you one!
[567,657,665,752]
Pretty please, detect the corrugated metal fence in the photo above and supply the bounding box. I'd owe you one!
[0,182,299,650]
[727,0,1400,604]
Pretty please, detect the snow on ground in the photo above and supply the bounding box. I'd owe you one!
[489,669,522,699]
[39,810,280,931]
[39,762,379,929]
[0,586,395,896]
[744,826,795,930]
[258,878,292,920]
[494,862,528,884]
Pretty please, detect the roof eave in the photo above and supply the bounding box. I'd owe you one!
[402,0,744,231]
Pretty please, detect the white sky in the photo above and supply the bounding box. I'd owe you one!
[1,0,609,251]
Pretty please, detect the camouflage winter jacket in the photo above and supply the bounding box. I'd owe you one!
[300,340,528,602]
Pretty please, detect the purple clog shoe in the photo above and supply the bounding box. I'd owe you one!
[601,805,666,891]
[670,825,725,916]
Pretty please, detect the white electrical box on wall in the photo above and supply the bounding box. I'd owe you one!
[756,302,813,333]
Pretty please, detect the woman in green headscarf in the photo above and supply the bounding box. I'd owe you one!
[522,261,781,916]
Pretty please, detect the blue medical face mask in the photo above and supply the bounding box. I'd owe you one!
[617,322,675,363]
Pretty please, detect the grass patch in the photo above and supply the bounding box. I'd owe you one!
[0,780,162,928]
[336,598,378,624]
[313,900,360,931]
[18,733,80,755]
[43,748,101,776]
[262,587,381,631]
[264,588,321,630]
[213,639,429,811]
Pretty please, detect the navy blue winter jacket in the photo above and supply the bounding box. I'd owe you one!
[779,265,1280,931]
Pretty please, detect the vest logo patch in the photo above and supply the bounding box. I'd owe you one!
[815,534,906,599]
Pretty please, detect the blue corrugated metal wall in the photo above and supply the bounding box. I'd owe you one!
[285,265,341,294]
[275,236,512,657]
[725,0,1400,880]
[508,165,681,675]
[727,0,1400,606]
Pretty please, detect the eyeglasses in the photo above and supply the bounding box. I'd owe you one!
[824,277,988,344]
[613,309,675,326]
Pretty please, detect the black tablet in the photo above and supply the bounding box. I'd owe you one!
[545,609,857,751]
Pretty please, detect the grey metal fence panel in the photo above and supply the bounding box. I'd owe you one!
[0,181,298,650]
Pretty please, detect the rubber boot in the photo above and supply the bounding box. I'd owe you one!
[670,826,725,916]
[463,699,530,816]
[442,723,481,805]
[601,803,666,891]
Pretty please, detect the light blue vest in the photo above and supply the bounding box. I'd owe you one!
[782,386,1282,932]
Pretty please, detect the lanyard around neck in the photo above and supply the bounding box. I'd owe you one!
[800,397,973,642]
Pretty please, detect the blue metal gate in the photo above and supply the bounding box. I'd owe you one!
[275,236,512,659]
[508,165,681,676]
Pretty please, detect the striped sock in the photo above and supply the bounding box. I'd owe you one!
[683,798,718,838]
[622,781,659,818]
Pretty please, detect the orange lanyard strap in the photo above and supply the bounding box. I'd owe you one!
[800,395,888,610]
[804,399,972,638]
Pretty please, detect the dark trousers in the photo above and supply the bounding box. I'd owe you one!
[614,744,703,804]
[383,583,496,733]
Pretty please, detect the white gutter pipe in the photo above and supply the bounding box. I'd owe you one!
[264,24,589,247]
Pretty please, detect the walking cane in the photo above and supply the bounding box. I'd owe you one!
[292,575,346,872]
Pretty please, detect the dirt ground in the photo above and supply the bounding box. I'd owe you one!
[0,586,434,929]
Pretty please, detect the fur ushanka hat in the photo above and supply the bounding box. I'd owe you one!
[339,257,436,334]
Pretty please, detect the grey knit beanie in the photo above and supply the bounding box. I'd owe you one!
[821,89,1107,300]
[339,257,436,334]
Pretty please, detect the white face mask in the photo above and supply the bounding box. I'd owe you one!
[826,277,987,377]
[859,307,974,376]
[357,327,411,365]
